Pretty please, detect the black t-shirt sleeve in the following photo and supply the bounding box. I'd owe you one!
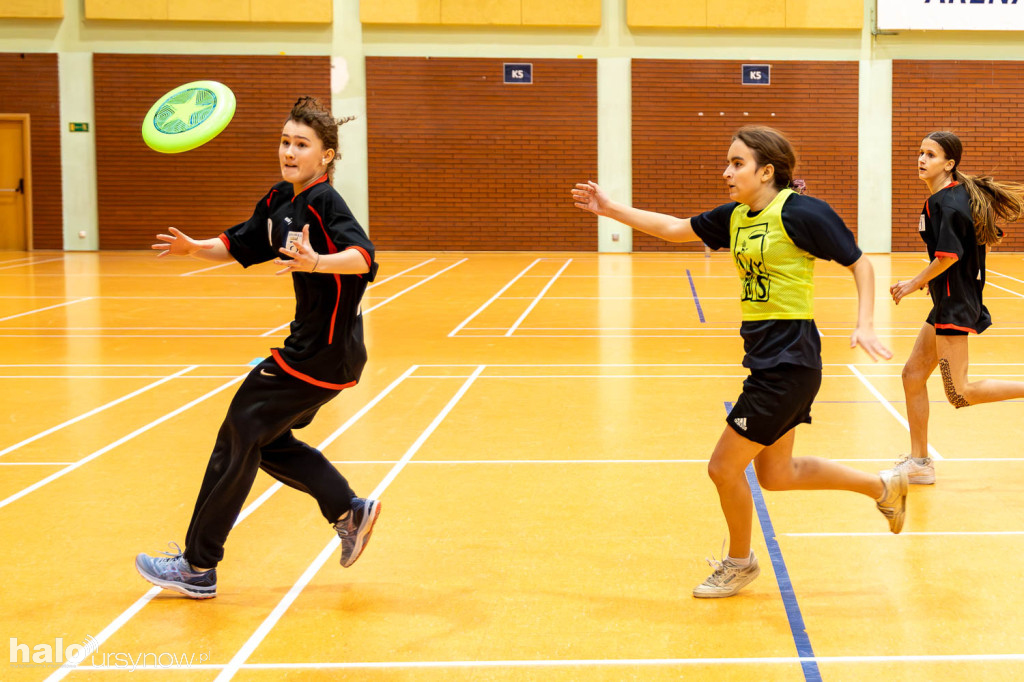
[780,194,862,266]
[308,188,379,282]
[690,202,739,250]
[220,187,280,268]
[932,194,966,259]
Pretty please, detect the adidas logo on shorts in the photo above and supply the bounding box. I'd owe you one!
[733,417,748,431]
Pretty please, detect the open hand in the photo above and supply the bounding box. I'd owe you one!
[850,327,893,362]
[273,224,319,275]
[152,227,212,258]
[571,181,612,216]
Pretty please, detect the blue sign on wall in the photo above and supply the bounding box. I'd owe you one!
[741,64,770,86]
[504,63,533,85]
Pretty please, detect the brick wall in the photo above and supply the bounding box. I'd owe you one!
[632,60,859,252]
[0,53,62,249]
[892,60,1024,253]
[93,54,330,250]
[365,57,597,251]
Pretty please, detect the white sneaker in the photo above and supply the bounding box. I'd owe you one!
[893,455,935,485]
[876,467,909,534]
[693,551,760,598]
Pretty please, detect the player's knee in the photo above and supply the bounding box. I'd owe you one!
[706,459,734,488]
[901,361,929,387]
[939,358,970,409]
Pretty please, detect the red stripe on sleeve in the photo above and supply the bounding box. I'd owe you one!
[345,245,372,269]
[218,233,231,251]
[934,251,959,261]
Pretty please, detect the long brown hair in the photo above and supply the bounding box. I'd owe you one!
[926,131,1024,246]
[285,96,356,181]
[732,125,802,193]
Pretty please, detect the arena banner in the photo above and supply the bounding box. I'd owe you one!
[877,0,1024,31]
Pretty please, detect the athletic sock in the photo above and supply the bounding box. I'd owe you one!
[727,554,750,567]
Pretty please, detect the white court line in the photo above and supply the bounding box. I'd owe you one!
[847,364,941,460]
[214,365,486,682]
[0,256,64,271]
[180,261,237,276]
[0,297,93,323]
[505,259,572,337]
[409,361,1024,367]
[361,259,466,315]
[2,326,276,331]
[367,257,435,288]
[65,652,1024,672]
[785,531,1024,537]
[47,481,287,682]
[984,281,1024,299]
[0,372,249,511]
[449,258,542,337]
[987,268,1024,287]
[50,368,416,681]
[332,457,1023,464]
[0,366,196,458]
[0,363,250,367]
[0,334,301,339]
[259,259,466,337]
[0,462,76,466]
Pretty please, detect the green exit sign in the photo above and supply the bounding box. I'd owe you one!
[69,122,89,132]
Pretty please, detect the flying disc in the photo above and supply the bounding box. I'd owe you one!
[142,80,236,153]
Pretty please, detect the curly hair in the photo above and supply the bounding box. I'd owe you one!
[285,96,356,181]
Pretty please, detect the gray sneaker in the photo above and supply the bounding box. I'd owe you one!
[893,455,935,485]
[876,467,909,534]
[135,543,216,599]
[334,498,381,568]
[693,551,760,598]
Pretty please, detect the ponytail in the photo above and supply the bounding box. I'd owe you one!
[954,171,1024,246]
[926,131,1024,246]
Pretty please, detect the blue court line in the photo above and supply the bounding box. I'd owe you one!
[724,401,822,682]
[685,269,706,323]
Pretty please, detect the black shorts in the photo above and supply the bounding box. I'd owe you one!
[727,364,822,446]
[926,284,991,335]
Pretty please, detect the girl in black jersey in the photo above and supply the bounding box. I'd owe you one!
[573,126,902,599]
[890,131,1024,485]
[135,97,381,599]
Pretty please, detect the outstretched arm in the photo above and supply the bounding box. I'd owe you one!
[152,227,233,262]
[890,255,956,304]
[572,181,701,244]
[848,255,893,361]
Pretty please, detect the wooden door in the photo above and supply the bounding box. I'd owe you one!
[0,115,31,251]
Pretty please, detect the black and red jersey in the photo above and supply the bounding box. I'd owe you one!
[220,175,378,388]
[919,182,991,334]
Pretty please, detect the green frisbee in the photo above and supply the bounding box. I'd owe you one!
[142,80,236,153]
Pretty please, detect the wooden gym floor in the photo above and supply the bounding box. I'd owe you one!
[1,249,1023,681]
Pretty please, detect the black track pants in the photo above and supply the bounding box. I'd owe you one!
[183,358,356,568]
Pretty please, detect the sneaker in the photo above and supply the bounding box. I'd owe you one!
[893,455,935,485]
[876,467,909,534]
[693,551,760,598]
[135,543,217,599]
[334,498,381,568]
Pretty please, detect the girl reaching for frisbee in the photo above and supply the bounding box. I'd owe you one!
[136,96,381,598]
[573,126,902,599]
